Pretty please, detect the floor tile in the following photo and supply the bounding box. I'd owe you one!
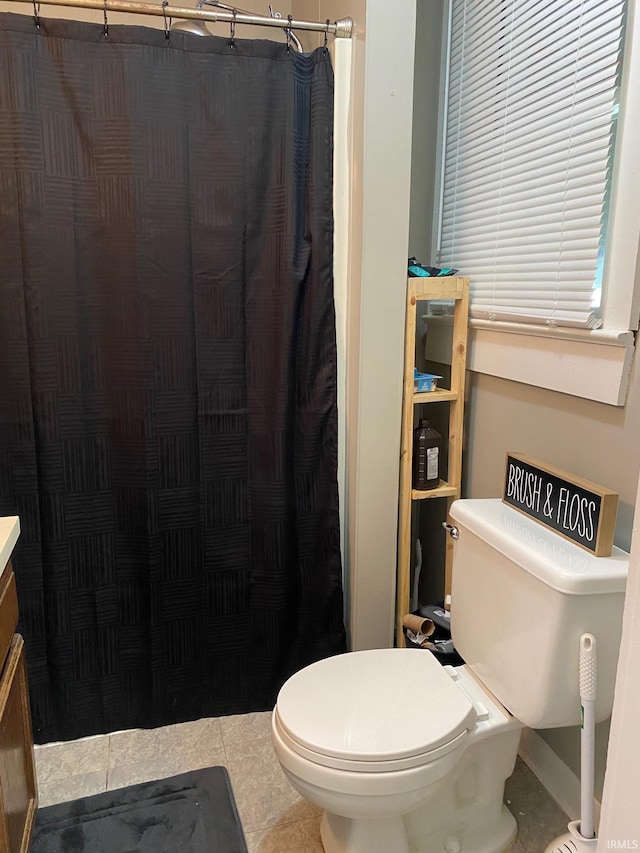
[108,728,159,766]
[32,713,572,853]
[37,769,107,808]
[107,759,167,792]
[108,717,223,767]
[505,759,569,852]
[245,816,324,852]
[107,745,227,791]
[225,734,320,834]
[34,734,110,784]
[220,711,273,747]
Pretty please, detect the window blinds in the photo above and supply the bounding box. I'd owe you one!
[439,0,626,329]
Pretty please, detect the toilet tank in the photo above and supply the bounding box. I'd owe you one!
[448,499,628,729]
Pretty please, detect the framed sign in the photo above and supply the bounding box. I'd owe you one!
[503,453,618,556]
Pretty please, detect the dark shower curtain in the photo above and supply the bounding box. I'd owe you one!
[0,12,345,744]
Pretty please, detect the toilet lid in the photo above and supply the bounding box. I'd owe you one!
[276,649,477,763]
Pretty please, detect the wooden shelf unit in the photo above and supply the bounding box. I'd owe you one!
[396,277,470,646]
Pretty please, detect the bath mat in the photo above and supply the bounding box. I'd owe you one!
[30,766,248,853]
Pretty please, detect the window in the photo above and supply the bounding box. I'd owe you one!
[432,0,640,405]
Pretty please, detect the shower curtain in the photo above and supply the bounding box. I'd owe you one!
[0,12,345,744]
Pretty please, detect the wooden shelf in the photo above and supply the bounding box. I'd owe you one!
[411,278,467,301]
[413,389,458,404]
[396,277,470,647]
[411,481,458,500]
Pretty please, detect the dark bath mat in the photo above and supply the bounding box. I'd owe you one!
[30,766,248,853]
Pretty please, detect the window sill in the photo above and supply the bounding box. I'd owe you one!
[423,316,636,406]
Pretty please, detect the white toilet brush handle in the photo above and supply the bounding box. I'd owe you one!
[580,633,597,840]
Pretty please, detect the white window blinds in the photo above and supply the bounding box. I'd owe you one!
[439,0,626,329]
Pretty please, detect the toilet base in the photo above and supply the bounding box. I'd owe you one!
[412,805,517,853]
[320,811,410,853]
[311,724,522,853]
[319,804,516,853]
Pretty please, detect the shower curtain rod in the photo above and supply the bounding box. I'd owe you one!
[9,0,353,37]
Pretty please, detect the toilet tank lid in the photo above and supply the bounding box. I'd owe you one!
[449,499,629,595]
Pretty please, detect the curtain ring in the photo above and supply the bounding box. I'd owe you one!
[286,14,292,54]
[33,0,41,28]
[103,0,108,37]
[324,18,330,52]
[229,8,236,48]
[162,0,170,40]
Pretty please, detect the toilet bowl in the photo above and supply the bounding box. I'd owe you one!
[272,648,522,853]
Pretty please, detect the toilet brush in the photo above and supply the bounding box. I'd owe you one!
[545,634,598,853]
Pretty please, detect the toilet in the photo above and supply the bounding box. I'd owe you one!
[271,499,629,853]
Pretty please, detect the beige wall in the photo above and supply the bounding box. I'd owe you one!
[461,293,640,802]
[464,357,640,798]
[465,363,640,551]
[408,0,443,263]
[410,0,640,804]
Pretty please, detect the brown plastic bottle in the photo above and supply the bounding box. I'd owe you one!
[413,419,441,490]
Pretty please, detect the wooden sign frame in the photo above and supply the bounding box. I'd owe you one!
[502,453,618,557]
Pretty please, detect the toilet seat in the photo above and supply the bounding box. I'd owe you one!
[275,649,477,773]
[273,708,470,772]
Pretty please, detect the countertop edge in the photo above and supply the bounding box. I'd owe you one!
[0,517,20,572]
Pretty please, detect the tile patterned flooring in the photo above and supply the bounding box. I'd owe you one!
[34,712,570,852]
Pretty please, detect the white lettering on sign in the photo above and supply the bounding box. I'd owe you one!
[506,462,543,513]
[556,487,597,541]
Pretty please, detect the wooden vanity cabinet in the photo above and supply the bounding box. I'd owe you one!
[0,553,37,853]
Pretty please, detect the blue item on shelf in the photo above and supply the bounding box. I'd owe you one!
[408,257,459,277]
[414,369,442,393]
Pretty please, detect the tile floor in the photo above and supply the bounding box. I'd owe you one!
[34,712,570,852]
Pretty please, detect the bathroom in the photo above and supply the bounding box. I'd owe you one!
[1,0,639,850]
